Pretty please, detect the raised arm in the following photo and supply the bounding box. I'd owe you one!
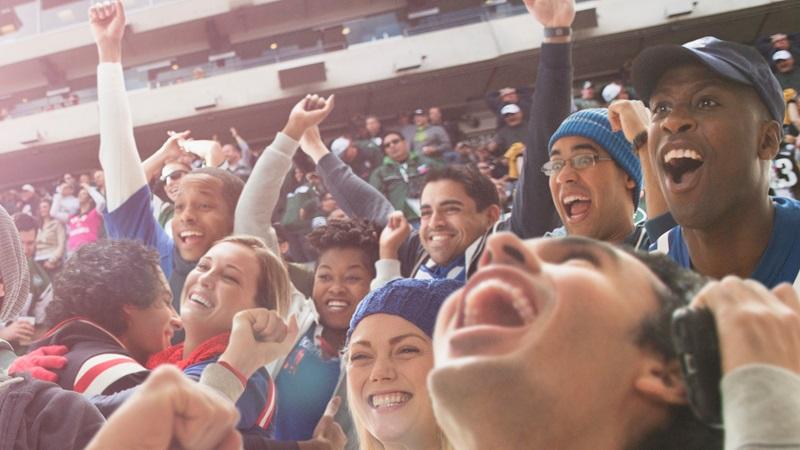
[302,131,394,227]
[141,131,191,183]
[90,0,173,274]
[231,127,254,169]
[79,184,105,213]
[509,0,576,239]
[91,0,146,212]
[607,99,668,220]
[234,94,334,256]
[50,187,70,223]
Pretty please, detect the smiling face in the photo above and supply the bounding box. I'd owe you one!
[429,233,671,448]
[647,62,776,229]
[162,163,189,203]
[419,180,498,266]
[313,247,372,332]
[181,241,260,342]
[172,174,234,261]
[548,136,635,242]
[347,314,439,449]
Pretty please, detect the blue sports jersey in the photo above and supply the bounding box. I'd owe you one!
[104,185,174,278]
[184,358,276,437]
[653,197,800,287]
[273,325,341,441]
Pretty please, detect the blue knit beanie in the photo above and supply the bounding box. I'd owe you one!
[347,278,463,342]
[548,108,642,207]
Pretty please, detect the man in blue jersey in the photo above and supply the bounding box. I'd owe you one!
[92,0,333,316]
[631,37,800,287]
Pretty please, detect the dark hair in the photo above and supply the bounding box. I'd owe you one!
[622,248,723,450]
[45,240,165,335]
[292,150,316,175]
[307,219,380,277]
[381,130,404,144]
[12,212,38,233]
[186,167,244,216]
[424,165,500,211]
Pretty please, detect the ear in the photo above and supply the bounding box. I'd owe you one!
[121,304,136,325]
[484,204,502,225]
[625,173,637,190]
[634,354,687,406]
[756,120,781,161]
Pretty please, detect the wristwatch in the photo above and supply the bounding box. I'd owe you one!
[544,27,572,38]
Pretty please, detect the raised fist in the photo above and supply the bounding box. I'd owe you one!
[89,0,126,62]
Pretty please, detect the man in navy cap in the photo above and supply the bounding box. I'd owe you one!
[631,36,800,287]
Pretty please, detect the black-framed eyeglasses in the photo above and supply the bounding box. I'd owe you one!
[540,154,614,176]
[383,138,402,149]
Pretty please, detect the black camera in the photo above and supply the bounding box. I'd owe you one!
[671,307,723,428]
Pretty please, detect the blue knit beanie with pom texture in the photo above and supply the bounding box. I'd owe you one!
[346,278,463,343]
[548,108,642,207]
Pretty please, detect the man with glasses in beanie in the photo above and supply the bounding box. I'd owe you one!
[630,36,800,287]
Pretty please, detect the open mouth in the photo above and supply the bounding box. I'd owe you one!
[562,194,591,222]
[662,149,704,185]
[369,392,412,409]
[179,230,205,246]
[429,232,454,243]
[188,293,212,309]
[326,299,350,312]
[459,278,536,329]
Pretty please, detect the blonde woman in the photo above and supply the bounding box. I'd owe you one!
[346,278,460,450]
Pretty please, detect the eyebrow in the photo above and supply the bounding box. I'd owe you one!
[571,143,599,153]
[350,332,428,349]
[224,264,243,274]
[550,143,599,157]
[389,333,427,345]
[652,77,730,99]
[438,200,464,208]
[317,264,367,271]
[552,237,620,266]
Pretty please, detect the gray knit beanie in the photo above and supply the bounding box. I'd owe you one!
[0,206,29,322]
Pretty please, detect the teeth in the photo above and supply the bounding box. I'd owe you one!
[327,300,348,310]
[663,149,703,164]
[370,392,411,408]
[512,295,536,324]
[463,279,536,326]
[431,235,449,241]
[180,231,204,238]
[563,195,589,205]
[189,293,211,308]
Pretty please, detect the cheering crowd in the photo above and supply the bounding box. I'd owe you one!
[1,0,800,449]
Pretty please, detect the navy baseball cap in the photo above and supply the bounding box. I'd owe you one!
[632,36,785,125]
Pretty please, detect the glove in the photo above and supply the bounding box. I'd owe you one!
[8,345,68,383]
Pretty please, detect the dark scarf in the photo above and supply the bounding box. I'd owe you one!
[146,332,230,371]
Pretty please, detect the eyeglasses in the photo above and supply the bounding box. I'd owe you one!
[540,154,614,176]
[383,138,402,149]
[162,170,188,183]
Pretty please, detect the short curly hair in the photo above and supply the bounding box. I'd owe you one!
[45,240,166,335]
[307,219,380,276]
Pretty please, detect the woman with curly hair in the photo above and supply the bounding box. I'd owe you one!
[269,218,380,442]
